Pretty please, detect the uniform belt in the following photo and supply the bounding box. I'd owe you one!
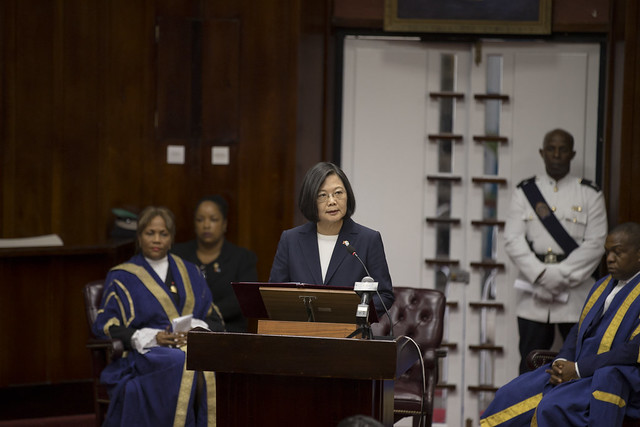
[535,253,567,263]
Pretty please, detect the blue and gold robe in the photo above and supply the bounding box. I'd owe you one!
[480,273,640,426]
[92,253,217,427]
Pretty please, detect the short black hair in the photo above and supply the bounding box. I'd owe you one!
[194,195,229,220]
[543,128,574,150]
[610,222,640,250]
[298,162,356,222]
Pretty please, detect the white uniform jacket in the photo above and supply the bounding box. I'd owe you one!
[503,173,607,323]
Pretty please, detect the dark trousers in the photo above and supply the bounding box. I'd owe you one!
[517,317,575,374]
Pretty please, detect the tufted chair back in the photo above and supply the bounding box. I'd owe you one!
[83,280,106,327]
[83,280,123,426]
[371,287,446,427]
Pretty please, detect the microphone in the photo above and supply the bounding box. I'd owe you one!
[343,240,372,279]
[343,240,394,337]
[358,276,375,306]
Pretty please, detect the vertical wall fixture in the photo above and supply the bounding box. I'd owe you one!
[468,53,507,413]
[426,52,466,423]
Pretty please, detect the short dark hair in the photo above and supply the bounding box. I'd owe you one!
[610,222,640,250]
[136,206,176,250]
[543,128,574,150]
[298,162,356,222]
[194,195,229,220]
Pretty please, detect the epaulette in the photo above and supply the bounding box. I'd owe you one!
[517,176,536,188]
[580,178,601,192]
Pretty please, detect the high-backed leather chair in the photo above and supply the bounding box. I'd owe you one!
[371,287,446,427]
[83,280,123,427]
[526,349,640,427]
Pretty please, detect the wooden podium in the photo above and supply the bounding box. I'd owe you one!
[230,281,378,337]
[187,331,419,427]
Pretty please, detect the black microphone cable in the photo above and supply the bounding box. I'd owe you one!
[400,335,426,427]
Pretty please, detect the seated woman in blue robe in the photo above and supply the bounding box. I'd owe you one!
[93,206,224,427]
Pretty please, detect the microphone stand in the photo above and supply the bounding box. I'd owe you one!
[347,276,375,340]
[347,308,373,339]
[343,241,390,339]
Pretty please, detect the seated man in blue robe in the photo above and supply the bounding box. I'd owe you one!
[480,222,640,427]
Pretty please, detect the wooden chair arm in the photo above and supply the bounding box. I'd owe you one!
[87,337,124,361]
[526,349,558,370]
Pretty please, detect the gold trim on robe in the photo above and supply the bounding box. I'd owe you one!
[479,393,543,426]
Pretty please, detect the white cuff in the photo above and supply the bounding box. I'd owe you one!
[131,328,163,354]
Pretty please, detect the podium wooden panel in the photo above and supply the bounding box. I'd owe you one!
[187,331,418,427]
[257,319,357,337]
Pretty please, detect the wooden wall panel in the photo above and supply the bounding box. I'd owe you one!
[1,1,156,245]
[54,1,101,243]
[156,0,200,18]
[154,14,243,247]
[156,17,194,140]
[3,255,51,384]
[99,0,155,240]
[198,20,241,241]
[553,0,610,32]
[295,0,332,225]
[0,242,134,387]
[332,0,612,32]
[235,1,300,280]
[154,13,200,238]
[614,0,640,223]
[202,20,240,144]
[333,0,383,27]
[1,0,311,287]
[2,0,56,238]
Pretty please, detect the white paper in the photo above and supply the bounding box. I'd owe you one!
[0,234,63,248]
[514,278,569,304]
[171,314,193,332]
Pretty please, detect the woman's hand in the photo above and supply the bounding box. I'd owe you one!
[156,329,187,348]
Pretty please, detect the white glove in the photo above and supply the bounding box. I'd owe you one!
[537,266,566,295]
[533,286,554,303]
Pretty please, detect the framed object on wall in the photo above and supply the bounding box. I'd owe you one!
[384,0,552,34]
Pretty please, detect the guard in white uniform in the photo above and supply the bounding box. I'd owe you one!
[503,128,608,373]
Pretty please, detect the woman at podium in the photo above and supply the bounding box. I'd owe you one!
[93,206,224,427]
[269,162,395,316]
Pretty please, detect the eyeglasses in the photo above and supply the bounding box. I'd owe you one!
[317,189,346,203]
